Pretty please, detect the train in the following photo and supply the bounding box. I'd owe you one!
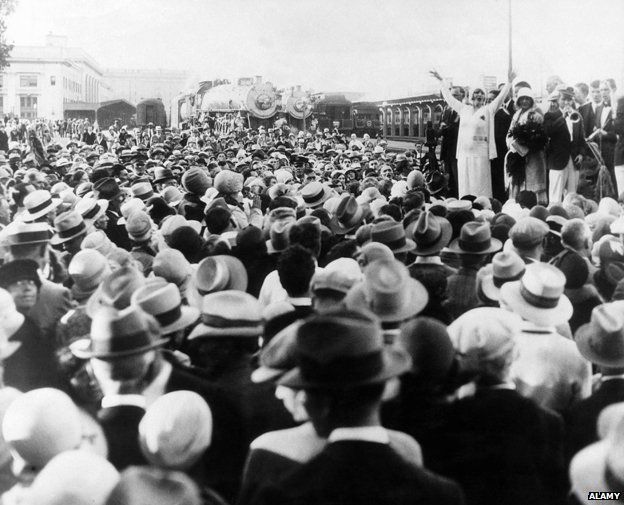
[136,98,167,128]
[169,77,382,137]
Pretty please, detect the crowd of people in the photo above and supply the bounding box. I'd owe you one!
[0,69,622,505]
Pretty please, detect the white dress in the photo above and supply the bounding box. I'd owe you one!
[440,81,511,198]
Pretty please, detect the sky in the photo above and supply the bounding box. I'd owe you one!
[5,0,624,99]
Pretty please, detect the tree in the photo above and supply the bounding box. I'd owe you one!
[0,0,17,72]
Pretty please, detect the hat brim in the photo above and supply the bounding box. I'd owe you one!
[499,280,573,326]
[69,336,169,360]
[479,274,502,302]
[187,323,263,340]
[388,238,417,254]
[303,189,331,208]
[447,237,502,255]
[50,226,87,245]
[329,208,364,235]
[345,278,428,323]
[278,348,412,389]
[21,198,63,222]
[569,441,608,502]
[160,305,200,335]
[410,220,453,256]
[251,366,288,384]
[575,323,624,367]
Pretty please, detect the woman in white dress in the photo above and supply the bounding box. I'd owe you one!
[431,68,516,198]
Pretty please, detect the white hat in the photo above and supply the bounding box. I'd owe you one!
[21,190,62,221]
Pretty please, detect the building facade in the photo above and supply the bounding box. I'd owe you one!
[377,93,445,138]
[0,34,104,120]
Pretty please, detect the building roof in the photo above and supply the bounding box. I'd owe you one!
[63,102,99,111]
[377,93,443,106]
[8,44,104,75]
[99,99,136,110]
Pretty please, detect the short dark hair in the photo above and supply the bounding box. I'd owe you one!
[488,89,500,98]
[379,204,402,222]
[575,82,589,97]
[278,245,315,297]
[204,207,232,234]
[590,79,601,89]
[289,222,322,259]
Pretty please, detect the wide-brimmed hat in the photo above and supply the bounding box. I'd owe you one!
[193,255,248,297]
[153,167,176,185]
[131,182,155,201]
[50,211,88,245]
[509,217,549,250]
[93,177,123,201]
[132,282,199,335]
[75,198,108,223]
[0,221,52,246]
[251,322,300,383]
[125,210,153,242]
[266,221,291,255]
[21,190,62,221]
[408,211,452,256]
[330,194,364,235]
[448,221,502,255]
[188,290,263,339]
[480,250,525,302]
[71,305,167,360]
[575,301,624,368]
[345,259,428,323]
[499,262,573,326]
[161,186,184,207]
[370,221,416,254]
[279,310,412,389]
[300,181,331,208]
[68,249,111,302]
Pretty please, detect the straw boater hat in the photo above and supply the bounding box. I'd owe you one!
[499,262,573,326]
[279,309,412,389]
[68,249,111,302]
[575,301,624,368]
[71,305,168,360]
[75,198,109,224]
[131,282,200,335]
[0,221,52,247]
[300,181,331,208]
[448,221,502,255]
[21,190,62,222]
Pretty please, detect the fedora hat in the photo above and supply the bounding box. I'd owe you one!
[93,177,123,201]
[188,290,263,339]
[575,301,624,368]
[161,186,183,207]
[132,282,199,335]
[279,310,412,389]
[50,211,88,245]
[448,221,502,255]
[125,210,154,242]
[345,259,428,323]
[480,250,525,302]
[75,198,109,223]
[21,190,62,221]
[71,305,167,360]
[68,249,111,302]
[0,221,52,246]
[266,221,291,255]
[153,167,175,185]
[85,266,146,318]
[499,262,573,326]
[251,322,300,383]
[408,211,452,256]
[193,255,248,297]
[330,194,364,235]
[300,181,331,208]
[370,221,416,254]
[131,182,155,201]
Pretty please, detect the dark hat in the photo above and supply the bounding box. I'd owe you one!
[408,211,452,256]
[529,205,549,222]
[0,259,41,290]
[330,194,364,235]
[370,221,416,254]
[426,171,447,195]
[575,301,624,367]
[448,222,502,255]
[71,305,167,360]
[146,196,176,224]
[279,310,412,389]
[181,168,210,196]
[93,177,123,201]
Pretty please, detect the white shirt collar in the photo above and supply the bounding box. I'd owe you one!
[101,394,146,409]
[288,297,312,306]
[414,256,443,265]
[328,426,389,444]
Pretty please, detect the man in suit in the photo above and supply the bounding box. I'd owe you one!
[249,310,465,505]
[544,86,587,203]
[565,302,624,463]
[438,87,464,198]
[579,80,602,138]
[0,122,8,153]
[71,305,246,502]
[491,86,513,202]
[615,95,624,194]
[582,80,617,179]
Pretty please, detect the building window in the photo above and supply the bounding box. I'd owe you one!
[50,76,56,86]
[19,75,38,87]
[19,96,37,119]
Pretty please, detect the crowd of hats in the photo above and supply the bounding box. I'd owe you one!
[1,119,624,504]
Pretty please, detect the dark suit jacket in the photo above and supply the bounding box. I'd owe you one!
[0,130,8,152]
[615,97,624,166]
[104,209,132,251]
[544,109,586,170]
[439,107,460,162]
[425,388,566,505]
[564,378,624,462]
[494,107,513,160]
[579,102,595,138]
[97,404,146,470]
[250,440,464,505]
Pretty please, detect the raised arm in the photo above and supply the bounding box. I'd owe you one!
[488,68,517,113]
[430,70,464,114]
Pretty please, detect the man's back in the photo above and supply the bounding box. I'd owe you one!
[251,440,464,505]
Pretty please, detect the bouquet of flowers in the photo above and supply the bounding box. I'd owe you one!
[508,120,548,153]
